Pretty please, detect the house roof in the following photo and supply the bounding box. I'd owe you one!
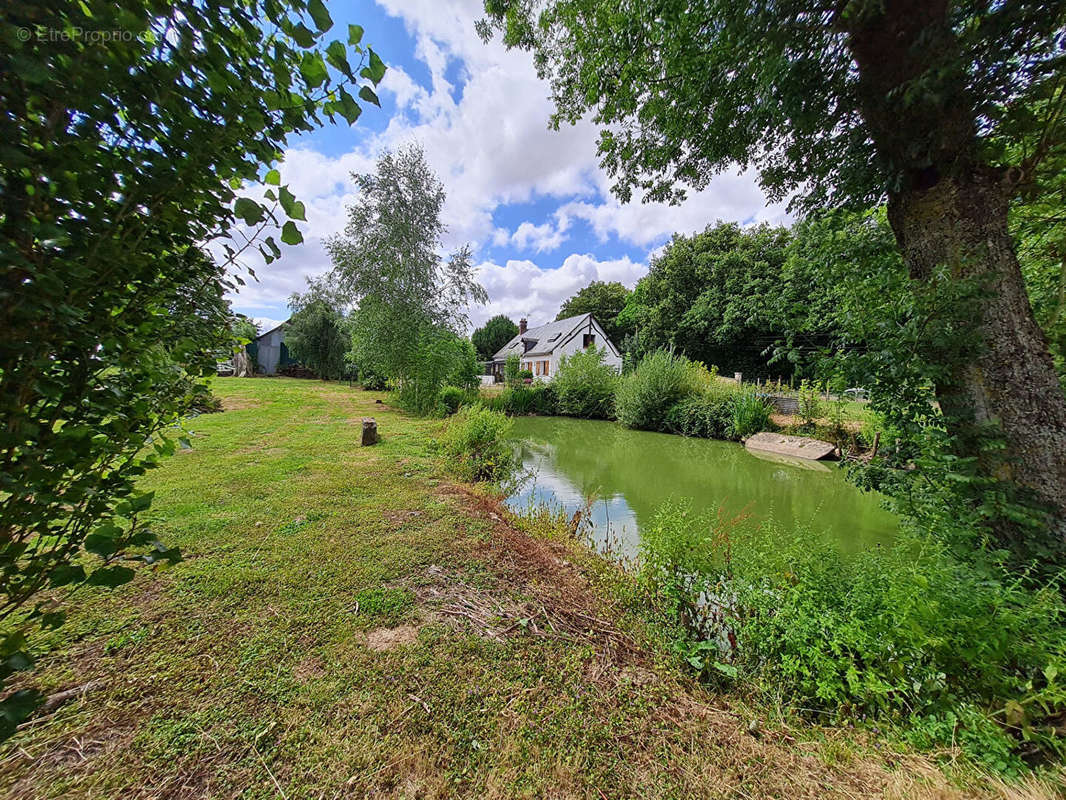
[492,313,609,360]
[254,319,289,342]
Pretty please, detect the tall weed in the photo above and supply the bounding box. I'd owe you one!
[638,501,1066,773]
[440,405,517,483]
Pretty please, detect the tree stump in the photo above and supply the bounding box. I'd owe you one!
[361,418,378,446]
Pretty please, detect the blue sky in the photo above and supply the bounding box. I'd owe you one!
[228,0,788,333]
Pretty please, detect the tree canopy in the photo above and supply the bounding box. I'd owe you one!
[327,144,486,413]
[472,314,519,360]
[620,223,792,377]
[286,279,350,380]
[556,280,631,344]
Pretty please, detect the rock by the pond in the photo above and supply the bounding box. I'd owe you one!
[361,417,378,446]
[743,431,836,461]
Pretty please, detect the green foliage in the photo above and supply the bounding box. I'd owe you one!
[440,405,518,483]
[730,390,773,439]
[286,280,349,380]
[0,0,380,735]
[327,144,486,412]
[552,347,619,419]
[504,354,522,388]
[448,339,483,391]
[556,281,632,344]
[663,393,733,439]
[618,223,795,376]
[437,386,475,416]
[356,364,389,391]
[638,502,1066,773]
[482,384,558,417]
[615,350,704,431]
[480,0,1060,214]
[472,314,519,360]
[797,380,824,426]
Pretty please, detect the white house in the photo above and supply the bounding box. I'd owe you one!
[489,313,622,380]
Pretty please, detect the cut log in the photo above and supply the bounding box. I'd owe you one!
[361,418,378,446]
[744,432,836,461]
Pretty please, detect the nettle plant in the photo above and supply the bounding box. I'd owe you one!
[0,0,383,736]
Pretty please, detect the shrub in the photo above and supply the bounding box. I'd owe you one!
[663,393,733,439]
[482,383,557,416]
[797,379,823,424]
[638,502,1066,773]
[437,385,473,415]
[440,405,518,483]
[359,367,389,391]
[552,347,618,419]
[504,353,522,387]
[730,389,773,438]
[615,349,704,431]
[519,369,534,382]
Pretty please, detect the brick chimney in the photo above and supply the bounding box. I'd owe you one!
[519,317,527,335]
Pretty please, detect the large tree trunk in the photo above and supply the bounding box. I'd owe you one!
[845,0,1066,542]
[887,169,1066,539]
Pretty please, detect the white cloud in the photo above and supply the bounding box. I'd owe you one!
[471,252,648,331]
[226,0,787,326]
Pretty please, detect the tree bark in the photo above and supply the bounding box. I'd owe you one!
[845,0,1066,541]
[887,170,1066,539]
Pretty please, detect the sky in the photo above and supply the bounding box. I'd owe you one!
[229,0,789,334]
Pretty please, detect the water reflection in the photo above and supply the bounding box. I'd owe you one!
[505,416,898,560]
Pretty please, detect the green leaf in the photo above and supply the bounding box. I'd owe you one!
[264,169,281,186]
[348,24,364,45]
[336,86,362,125]
[129,491,154,512]
[308,0,333,32]
[281,220,303,245]
[360,48,386,85]
[325,40,351,76]
[290,22,316,48]
[358,85,380,107]
[87,566,136,588]
[234,197,264,226]
[300,52,328,89]
[279,186,307,221]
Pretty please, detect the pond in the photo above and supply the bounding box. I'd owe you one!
[505,416,898,560]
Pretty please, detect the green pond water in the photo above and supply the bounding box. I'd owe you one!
[505,416,899,559]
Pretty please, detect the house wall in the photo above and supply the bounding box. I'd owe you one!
[257,329,285,375]
[519,316,622,379]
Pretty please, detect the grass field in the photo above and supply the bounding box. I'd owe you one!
[0,378,1030,798]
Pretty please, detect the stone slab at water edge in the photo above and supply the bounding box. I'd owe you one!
[744,432,836,461]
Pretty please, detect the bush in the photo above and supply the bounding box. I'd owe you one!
[638,502,1066,773]
[730,388,773,438]
[663,393,733,439]
[359,367,389,391]
[437,385,474,415]
[504,353,522,387]
[615,349,704,431]
[485,383,557,416]
[552,347,618,419]
[440,405,518,483]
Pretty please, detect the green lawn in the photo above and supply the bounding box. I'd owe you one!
[0,379,989,798]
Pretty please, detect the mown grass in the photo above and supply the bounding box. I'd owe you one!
[0,378,1036,798]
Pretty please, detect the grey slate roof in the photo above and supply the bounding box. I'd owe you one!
[491,313,593,360]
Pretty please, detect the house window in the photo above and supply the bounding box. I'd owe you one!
[583,333,596,348]
[541,360,550,376]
